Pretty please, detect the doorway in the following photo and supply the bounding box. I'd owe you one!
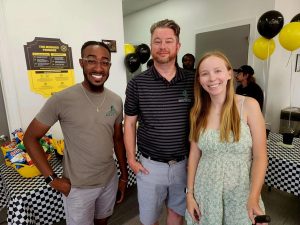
[195,24,250,69]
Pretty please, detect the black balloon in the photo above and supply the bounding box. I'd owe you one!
[135,44,150,64]
[291,13,300,22]
[124,53,140,73]
[257,10,284,39]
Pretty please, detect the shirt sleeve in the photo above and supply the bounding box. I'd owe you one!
[35,94,60,126]
[124,79,139,116]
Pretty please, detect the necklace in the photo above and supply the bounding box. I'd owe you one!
[80,84,107,112]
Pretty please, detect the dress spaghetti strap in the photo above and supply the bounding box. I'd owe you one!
[240,96,246,121]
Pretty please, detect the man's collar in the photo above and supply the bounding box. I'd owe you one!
[151,65,185,82]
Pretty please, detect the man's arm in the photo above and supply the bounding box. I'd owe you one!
[23,119,71,196]
[124,115,148,174]
[113,122,128,203]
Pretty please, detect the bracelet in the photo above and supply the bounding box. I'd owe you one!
[120,178,128,183]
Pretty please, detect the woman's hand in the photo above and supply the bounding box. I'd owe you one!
[186,194,201,224]
[247,197,268,225]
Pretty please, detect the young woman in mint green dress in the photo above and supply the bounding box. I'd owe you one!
[185,51,268,225]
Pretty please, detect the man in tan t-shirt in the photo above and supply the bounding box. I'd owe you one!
[24,41,128,225]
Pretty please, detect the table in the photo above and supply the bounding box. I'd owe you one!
[265,132,300,196]
[0,152,140,225]
[0,158,63,224]
[0,157,64,225]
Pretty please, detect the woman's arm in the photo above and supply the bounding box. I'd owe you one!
[245,97,268,224]
[186,141,202,223]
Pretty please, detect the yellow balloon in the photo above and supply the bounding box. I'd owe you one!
[279,22,300,51]
[252,37,275,60]
[124,43,135,55]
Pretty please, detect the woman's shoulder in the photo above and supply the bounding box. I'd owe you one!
[235,94,261,120]
[244,96,260,109]
[235,94,259,107]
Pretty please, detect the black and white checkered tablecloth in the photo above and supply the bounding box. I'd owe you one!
[265,132,300,196]
[0,157,64,225]
[0,173,8,207]
[0,152,140,225]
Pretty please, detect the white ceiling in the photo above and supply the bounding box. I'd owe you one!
[122,0,167,16]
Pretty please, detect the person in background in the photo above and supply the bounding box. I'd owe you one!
[186,51,268,225]
[124,19,194,225]
[234,65,264,111]
[146,58,154,69]
[182,53,196,72]
[23,41,128,225]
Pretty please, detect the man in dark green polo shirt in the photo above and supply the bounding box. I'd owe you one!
[124,19,194,225]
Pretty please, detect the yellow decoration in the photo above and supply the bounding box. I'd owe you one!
[124,43,135,55]
[27,69,75,98]
[1,145,12,166]
[252,37,275,60]
[13,163,42,178]
[279,22,300,51]
[12,154,52,178]
[50,139,64,155]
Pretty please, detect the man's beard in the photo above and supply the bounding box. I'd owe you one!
[152,52,177,64]
[83,71,108,92]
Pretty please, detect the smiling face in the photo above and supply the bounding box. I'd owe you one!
[198,55,232,97]
[150,27,181,64]
[79,45,111,92]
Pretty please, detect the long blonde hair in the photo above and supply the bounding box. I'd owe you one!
[189,51,240,142]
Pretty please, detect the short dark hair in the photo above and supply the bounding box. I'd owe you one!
[81,41,111,58]
[150,19,180,41]
[182,53,195,63]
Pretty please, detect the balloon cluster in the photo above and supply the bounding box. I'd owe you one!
[124,43,151,73]
[253,11,300,60]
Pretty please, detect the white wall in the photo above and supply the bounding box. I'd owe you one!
[266,0,300,131]
[124,0,300,132]
[0,0,127,138]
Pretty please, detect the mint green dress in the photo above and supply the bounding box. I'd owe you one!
[186,100,264,225]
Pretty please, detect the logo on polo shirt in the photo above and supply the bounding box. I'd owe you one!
[178,90,191,102]
[106,105,117,116]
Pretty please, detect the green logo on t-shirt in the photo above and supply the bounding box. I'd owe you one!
[106,105,117,116]
[178,89,191,102]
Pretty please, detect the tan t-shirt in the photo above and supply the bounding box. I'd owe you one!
[36,83,123,188]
